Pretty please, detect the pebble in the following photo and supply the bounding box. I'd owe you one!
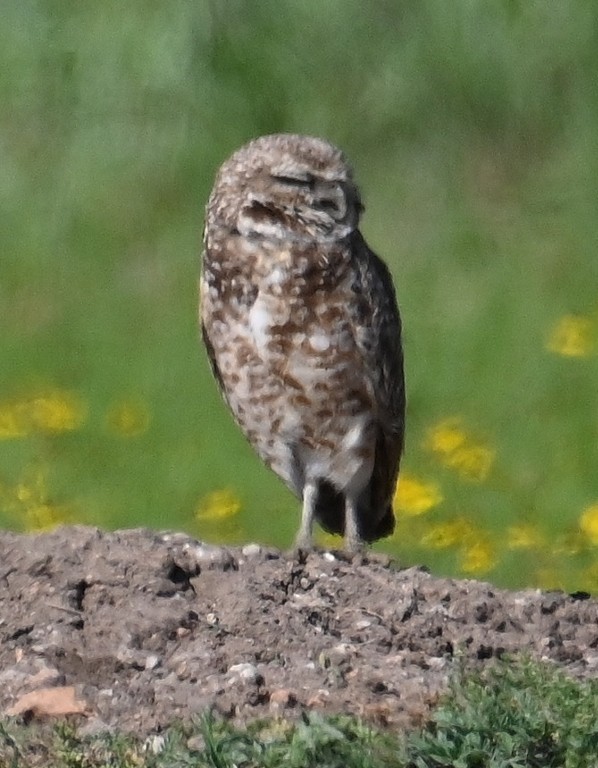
[330,643,352,658]
[269,688,297,713]
[187,735,206,752]
[355,619,372,630]
[185,543,238,571]
[227,662,260,684]
[242,543,262,558]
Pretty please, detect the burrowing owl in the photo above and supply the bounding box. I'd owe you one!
[200,134,405,551]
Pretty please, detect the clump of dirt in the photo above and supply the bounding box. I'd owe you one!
[0,526,596,735]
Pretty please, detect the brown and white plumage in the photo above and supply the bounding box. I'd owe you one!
[200,133,405,551]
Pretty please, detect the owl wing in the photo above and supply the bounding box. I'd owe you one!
[353,232,406,523]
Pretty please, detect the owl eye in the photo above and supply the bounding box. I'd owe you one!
[271,173,313,187]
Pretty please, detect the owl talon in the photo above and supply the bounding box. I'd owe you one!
[292,543,311,564]
[343,536,366,555]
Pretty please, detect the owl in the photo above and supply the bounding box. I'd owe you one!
[200,134,405,552]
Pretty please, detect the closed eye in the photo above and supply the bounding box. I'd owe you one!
[270,173,313,187]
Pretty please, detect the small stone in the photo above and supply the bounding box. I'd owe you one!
[355,619,372,630]
[186,543,238,571]
[307,689,329,708]
[160,531,195,544]
[227,662,260,684]
[187,735,206,752]
[330,643,352,659]
[144,655,160,671]
[242,543,262,558]
[269,688,297,712]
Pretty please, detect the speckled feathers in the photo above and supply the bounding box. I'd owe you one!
[200,133,405,550]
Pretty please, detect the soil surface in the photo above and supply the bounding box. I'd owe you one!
[1,526,597,735]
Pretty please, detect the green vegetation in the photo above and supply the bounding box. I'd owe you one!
[407,659,598,768]
[2,0,598,591]
[1,659,596,766]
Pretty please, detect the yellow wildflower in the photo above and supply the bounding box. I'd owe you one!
[546,314,594,358]
[25,503,73,531]
[105,399,151,437]
[459,539,497,575]
[0,390,86,438]
[394,474,443,516]
[507,524,544,550]
[195,488,241,521]
[425,418,467,455]
[6,467,74,532]
[28,390,86,432]
[0,404,29,438]
[425,418,494,482]
[447,446,494,482]
[420,518,473,549]
[579,503,598,545]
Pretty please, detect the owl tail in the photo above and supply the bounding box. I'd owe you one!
[314,480,395,542]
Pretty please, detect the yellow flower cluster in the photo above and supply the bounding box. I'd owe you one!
[546,314,595,358]
[579,503,598,545]
[393,473,443,516]
[420,518,473,549]
[418,517,497,574]
[0,389,153,441]
[0,388,153,534]
[0,468,74,531]
[195,488,242,521]
[0,389,86,439]
[459,538,497,574]
[425,418,494,481]
[507,524,545,550]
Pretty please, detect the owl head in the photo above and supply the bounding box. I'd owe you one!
[206,134,363,243]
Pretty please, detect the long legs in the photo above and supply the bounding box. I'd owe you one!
[344,493,364,553]
[294,480,318,550]
[295,481,364,553]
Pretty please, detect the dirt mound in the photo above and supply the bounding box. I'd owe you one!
[0,526,596,734]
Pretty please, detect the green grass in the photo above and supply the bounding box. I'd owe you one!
[407,658,598,768]
[1,0,598,591]
[1,658,597,767]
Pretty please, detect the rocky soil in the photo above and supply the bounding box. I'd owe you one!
[0,526,597,735]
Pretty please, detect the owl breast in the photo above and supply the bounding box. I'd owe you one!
[201,233,378,501]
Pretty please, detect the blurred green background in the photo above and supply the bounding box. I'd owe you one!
[2,0,598,592]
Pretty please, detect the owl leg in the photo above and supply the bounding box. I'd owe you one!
[344,495,364,553]
[295,480,318,550]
